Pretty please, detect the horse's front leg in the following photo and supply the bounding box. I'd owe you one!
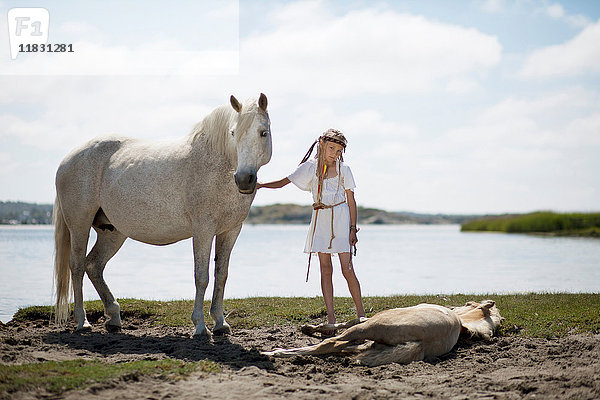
[191,232,214,338]
[211,225,242,335]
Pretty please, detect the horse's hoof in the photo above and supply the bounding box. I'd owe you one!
[106,324,122,333]
[212,325,231,336]
[75,321,92,332]
[193,329,212,340]
[75,325,92,333]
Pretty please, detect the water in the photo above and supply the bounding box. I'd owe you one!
[1,224,599,322]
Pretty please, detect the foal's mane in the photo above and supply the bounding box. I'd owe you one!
[190,99,267,162]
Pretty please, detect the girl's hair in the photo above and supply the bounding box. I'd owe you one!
[300,129,347,190]
[300,129,347,164]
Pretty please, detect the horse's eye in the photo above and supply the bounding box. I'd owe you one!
[260,130,269,137]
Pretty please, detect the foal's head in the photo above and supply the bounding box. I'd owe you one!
[230,93,272,194]
[453,300,503,340]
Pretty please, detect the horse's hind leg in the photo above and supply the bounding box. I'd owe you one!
[191,231,214,338]
[210,225,242,335]
[85,228,127,332]
[69,227,92,331]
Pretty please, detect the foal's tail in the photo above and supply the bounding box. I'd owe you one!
[53,197,71,326]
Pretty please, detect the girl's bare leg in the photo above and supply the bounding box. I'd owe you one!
[339,252,366,318]
[318,253,336,324]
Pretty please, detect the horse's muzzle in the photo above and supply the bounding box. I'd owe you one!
[234,168,257,194]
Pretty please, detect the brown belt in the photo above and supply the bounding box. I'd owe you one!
[306,200,346,282]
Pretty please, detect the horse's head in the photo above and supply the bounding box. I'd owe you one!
[452,300,503,340]
[230,93,272,194]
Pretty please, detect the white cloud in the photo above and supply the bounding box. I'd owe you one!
[543,3,591,28]
[0,76,221,151]
[481,0,504,14]
[546,3,565,19]
[0,153,16,175]
[520,19,600,78]
[242,1,501,97]
[257,86,600,213]
[431,87,600,212]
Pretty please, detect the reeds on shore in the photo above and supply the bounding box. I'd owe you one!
[460,211,600,237]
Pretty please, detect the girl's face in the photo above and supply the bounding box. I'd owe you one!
[322,140,344,165]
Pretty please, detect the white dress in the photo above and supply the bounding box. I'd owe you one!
[288,159,356,254]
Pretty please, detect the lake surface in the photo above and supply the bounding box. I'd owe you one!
[1,224,599,322]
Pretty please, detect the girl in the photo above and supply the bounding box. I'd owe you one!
[257,129,366,328]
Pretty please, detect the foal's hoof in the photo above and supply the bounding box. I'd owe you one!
[105,324,122,333]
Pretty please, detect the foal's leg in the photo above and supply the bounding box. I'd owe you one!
[85,228,127,332]
[211,225,242,335]
[69,227,92,331]
[191,232,214,338]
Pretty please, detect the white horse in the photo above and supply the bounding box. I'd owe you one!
[53,94,271,337]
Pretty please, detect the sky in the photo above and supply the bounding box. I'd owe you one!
[1,0,599,214]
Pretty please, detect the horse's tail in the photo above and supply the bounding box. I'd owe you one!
[53,196,71,326]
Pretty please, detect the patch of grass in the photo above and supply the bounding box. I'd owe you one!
[13,294,600,338]
[13,299,174,325]
[491,293,600,338]
[0,358,220,396]
[12,305,53,322]
[461,212,600,237]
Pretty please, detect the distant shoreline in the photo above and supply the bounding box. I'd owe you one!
[1,201,478,226]
[3,201,599,230]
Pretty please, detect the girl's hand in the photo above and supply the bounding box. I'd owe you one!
[350,230,358,246]
[256,183,263,190]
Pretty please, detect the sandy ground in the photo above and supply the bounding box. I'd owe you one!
[1,316,599,400]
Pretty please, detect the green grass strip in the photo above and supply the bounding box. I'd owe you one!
[13,294,600,338]
[0,358,220,395]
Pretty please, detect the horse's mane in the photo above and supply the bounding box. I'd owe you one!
[190,99,267,163]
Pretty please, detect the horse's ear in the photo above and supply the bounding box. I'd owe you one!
[230,95,242,113]
[480,300,495,309]
[258,93,268,112]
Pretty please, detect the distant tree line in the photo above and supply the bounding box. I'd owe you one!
[0,202,53,224]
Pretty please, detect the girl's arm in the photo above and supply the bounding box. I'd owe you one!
[257,177,291,189]
[346,189,358,245]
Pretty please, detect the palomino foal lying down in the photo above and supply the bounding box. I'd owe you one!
[263,300,502,366]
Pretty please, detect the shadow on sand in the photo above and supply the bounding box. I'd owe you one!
[43,327,274,370]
